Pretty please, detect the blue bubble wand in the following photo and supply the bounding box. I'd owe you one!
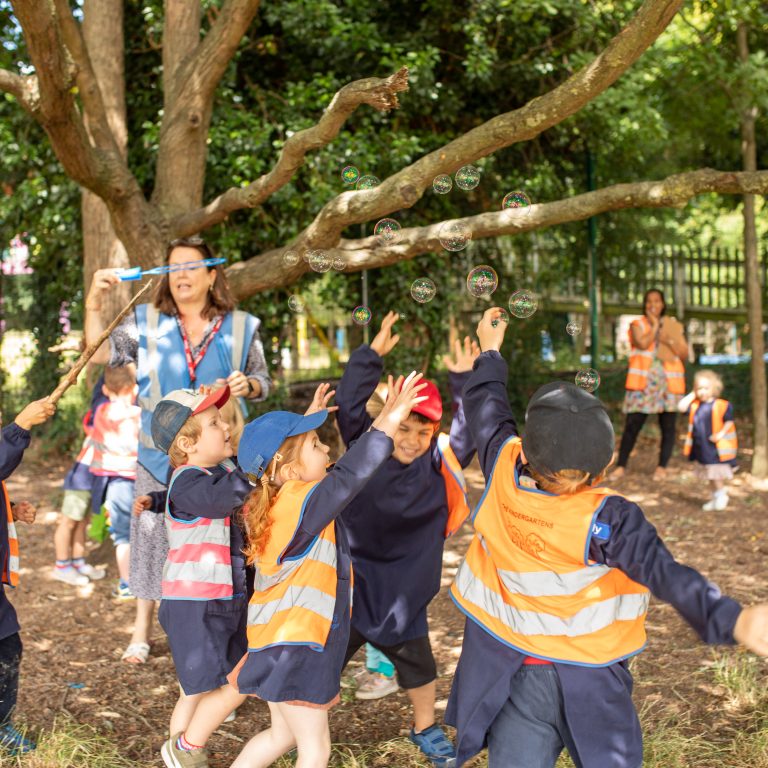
[115,257,226,281]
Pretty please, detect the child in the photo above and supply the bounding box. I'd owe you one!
[334,311,477,766]
[0,396,56,754]
[445,307,768,768]
[678,369,737,511]
[52,372,109,586]
[89,365,141,600]
[228,372,428,768]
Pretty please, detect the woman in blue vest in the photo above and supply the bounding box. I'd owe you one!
[85,237,270,663]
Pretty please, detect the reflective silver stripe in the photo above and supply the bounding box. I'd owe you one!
[498,564,612,597]
[252,536,337,592]
[627,368,649,376]
[144,305,163,411]
[248,585,335,626]
[633,350,654,358]
[8,556,19,575]
[166,521,231,548]
[665,371,685,378]
[455,560,649,637]
[232,310,246,371]
[164,560,233,585]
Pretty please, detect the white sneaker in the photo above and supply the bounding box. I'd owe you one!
[702,495,728,512]
[52,566,89,586]
[74,563,106,580]
[223,710,236,723]
[355,673,398,700]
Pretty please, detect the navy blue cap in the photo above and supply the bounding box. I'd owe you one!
[238,410,329,478]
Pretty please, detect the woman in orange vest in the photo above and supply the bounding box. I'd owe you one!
[227,373,428,768]
[612,288,688,480]
[678,369,737,511]
[444,307,768,768]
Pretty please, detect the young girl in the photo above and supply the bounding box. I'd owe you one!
[228,371,427,768]
[679,369,737,511]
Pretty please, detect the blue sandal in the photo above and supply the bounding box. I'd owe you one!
[409,724,457,767]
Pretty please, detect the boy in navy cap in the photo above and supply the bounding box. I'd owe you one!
[334,311,478,767]
[446,307,768,768]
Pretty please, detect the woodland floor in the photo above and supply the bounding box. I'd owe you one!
[5,424,768,767]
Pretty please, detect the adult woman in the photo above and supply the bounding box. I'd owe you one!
[612,288,687,480]
[85,237,270,664]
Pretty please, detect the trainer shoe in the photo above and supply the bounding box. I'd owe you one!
[703,494,728,512]
[161,733,209,768]
[52,566,89,587]
[409,724,457,767]
[74,562,106,580]
[112,581,135,601]
[0,722,36,755]
[355,672,399,700]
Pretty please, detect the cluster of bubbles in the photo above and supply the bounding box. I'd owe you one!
[466,265,498,298]
[508,289,538,319]
[341,166,380,190]
[502,191,532,211]
[575,368,600,393]
[374,218,401,245]
[432,165,481,195]
[438,220,472,252]
[352,305,372,326]
[411,277,437,304]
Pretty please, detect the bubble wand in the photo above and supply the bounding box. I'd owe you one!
[114,258,225,281]
[48,279,155,405]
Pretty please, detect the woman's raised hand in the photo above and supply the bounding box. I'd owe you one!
[370,311,401,358]
[305,383,338,415]
[372,372,428,438]
[86,268,123,307]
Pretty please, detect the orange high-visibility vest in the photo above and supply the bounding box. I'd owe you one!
[451,437,650,667]
[625,316,686,394]
[161,464,234,601]
[0,483,19,588]
[684,399,737,462]
[247,480,339,652]
[437,433,471,538]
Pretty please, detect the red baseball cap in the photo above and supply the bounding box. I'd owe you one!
[410,379,443,422]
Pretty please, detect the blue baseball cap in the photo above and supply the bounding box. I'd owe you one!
[238,410,329,478]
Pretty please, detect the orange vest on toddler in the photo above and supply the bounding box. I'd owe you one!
[451,437,650,667]
[684,398,737,462]
[625,316,686,394]
[1,483,19,588]
[247,480,340,652]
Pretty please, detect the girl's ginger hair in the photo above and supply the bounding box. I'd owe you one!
[694,369,724,397]
[528,467,607,495]
[219,397,245,453]
[240,433,309,565]
[168,416,203,468]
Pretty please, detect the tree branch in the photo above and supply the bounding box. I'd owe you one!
[224,168,768,299]
[169,67,410,236]
[0,68,38,112]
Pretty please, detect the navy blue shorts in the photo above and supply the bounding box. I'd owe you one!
[159,596,247,696]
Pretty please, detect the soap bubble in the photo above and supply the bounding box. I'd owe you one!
[502,191,532,211]
[575,368,600,393]
[438,220,472,252]
[491,308,510,328]
[466,265,499,298]
[566,321,582,336]
[352,305,372,326]
[455,165,481,191]
[288,295,305,313]
[432,174,452,194]
[341,166,360,185]
[308,250,332,272]
[282,250,300,268]
[410,278,437,304]
[508,290,538,318]
[356,175,380,190]
[331,254,347,271]
[374,218,401,244]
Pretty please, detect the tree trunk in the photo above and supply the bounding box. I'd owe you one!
[737,22,767,479]
[81,0,130,322]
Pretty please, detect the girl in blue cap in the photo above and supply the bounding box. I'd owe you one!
[228,371,428,768]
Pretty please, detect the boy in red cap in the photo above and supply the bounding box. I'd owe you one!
[335,311,478,767]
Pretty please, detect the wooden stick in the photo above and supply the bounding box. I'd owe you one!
[48,279,155,405]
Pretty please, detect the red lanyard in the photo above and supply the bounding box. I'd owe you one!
[176,315,224,386]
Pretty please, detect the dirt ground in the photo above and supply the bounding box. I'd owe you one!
[6,426,768,767]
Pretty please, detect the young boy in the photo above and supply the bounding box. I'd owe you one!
[88,365,141,599]
[52,372,108,586]
[335,311,478,767]
[446,307,768,768]
[0,396,56,754]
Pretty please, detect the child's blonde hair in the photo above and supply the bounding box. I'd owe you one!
[694,369,724,397]
[528,467,607,495]
[240,433,310,565]
[168,415,202,469]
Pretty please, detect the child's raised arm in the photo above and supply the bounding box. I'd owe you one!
[443,336,480,468]
[678,390,696,414]
[371,372,428,438]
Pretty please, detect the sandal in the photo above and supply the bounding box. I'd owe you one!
[121,642,150,664]
[409,724,456,767]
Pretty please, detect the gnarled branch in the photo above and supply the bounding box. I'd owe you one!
[0,68,38,112]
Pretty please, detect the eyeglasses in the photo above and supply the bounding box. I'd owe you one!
[169,236,205,247]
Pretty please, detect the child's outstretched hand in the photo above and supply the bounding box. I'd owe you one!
[15,398,56,431]
[733,604,768,657]
[370,311,401,357]
[477,307,509,353]
[133,495,153,516]
[305,383,338,415]
[372,372,428,438]
[443,336,481,373]
[11,501,36,524]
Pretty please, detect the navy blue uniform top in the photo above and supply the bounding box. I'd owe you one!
[446,351,743,766]
[0,423,32,641]
[688,399,737,466]
[235,428,394,704]
[334,344,475,645]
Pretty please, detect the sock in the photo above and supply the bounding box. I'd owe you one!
[119,579,130,589]
[55,559,72,570]
[177,733,203,752]
[72,558,86,569]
